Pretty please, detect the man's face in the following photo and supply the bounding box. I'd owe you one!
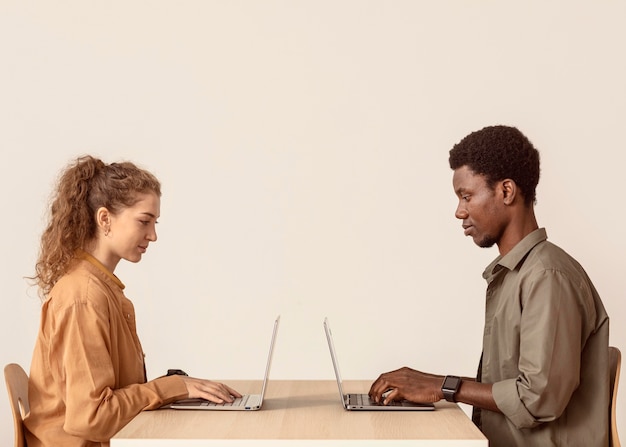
[452,166,507,249]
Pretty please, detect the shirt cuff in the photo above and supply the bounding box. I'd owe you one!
[145,375,189,409]
[492,378,539,429]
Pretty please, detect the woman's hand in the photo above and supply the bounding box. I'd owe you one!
[180,376,243,403]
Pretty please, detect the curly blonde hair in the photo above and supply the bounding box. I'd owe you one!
[33,155,161,299]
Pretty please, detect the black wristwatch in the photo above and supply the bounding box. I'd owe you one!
[441,375,462,402]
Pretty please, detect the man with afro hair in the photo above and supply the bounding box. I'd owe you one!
[369,125,610,447]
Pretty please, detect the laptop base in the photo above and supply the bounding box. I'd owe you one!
[169,393,263,411]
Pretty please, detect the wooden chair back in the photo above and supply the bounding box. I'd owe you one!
[610,346,621,447]
[4,363,30,447]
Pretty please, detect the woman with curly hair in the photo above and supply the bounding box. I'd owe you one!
[25,156,241,447]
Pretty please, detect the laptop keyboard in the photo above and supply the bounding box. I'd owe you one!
[348,393,404,407]
[191,395,247,407]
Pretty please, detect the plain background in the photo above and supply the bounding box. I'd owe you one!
[1,1,624,444]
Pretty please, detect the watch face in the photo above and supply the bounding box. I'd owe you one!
[443,376,460,390]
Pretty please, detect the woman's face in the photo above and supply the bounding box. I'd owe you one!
[98,192,160,271]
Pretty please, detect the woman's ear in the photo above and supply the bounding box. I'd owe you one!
[96,207,111,236]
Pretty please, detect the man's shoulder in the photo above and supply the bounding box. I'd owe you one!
[526,239,585,273]
[521,240,600,300]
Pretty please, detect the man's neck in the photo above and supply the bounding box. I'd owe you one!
[497,207,539,257]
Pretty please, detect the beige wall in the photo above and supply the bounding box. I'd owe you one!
[1,1,624,443]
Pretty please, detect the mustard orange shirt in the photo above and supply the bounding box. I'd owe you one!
[25,252,188,447]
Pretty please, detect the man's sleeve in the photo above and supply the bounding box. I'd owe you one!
[492,269,592,429]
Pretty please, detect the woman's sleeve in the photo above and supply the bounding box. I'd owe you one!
[50,299,188,442]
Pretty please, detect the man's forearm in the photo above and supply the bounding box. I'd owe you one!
[454,379,500,413]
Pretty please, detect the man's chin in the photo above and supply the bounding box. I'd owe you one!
[474,236,497,249]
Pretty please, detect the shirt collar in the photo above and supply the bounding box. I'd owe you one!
[483,228,548,280]
[76,250,125,290]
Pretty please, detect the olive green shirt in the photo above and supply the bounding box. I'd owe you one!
[478,228,610,447]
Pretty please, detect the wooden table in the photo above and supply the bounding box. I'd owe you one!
[112,380,487,446]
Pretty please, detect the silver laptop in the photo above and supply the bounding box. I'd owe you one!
[169,315,280,411]
[324,317,434,411]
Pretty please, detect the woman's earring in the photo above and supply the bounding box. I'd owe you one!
[104,227,110,237]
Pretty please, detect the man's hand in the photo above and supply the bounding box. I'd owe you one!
[368,367,444,405]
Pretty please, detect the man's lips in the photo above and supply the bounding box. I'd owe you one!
[462,224,473,236]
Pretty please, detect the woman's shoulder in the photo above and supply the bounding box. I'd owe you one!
[48,260,118,312]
